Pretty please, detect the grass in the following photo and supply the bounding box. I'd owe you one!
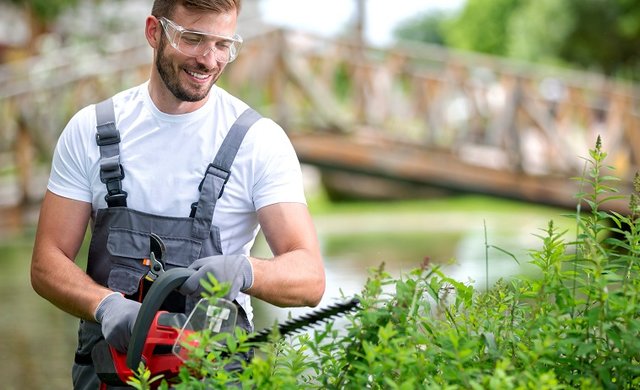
[307,189,568,217]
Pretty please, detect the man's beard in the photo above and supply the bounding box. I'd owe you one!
[156,37,216,102]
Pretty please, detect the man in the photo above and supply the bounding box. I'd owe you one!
[30,0,326,388]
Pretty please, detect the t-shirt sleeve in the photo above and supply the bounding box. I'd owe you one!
[47,106,95,203]
[250,119,307,210]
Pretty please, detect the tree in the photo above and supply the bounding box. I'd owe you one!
[560,0,640,78]
[393,10,448,46]
[506,0,572,66]
[393,0,640,81]
[442,0,523,56]
[508,0,640,79]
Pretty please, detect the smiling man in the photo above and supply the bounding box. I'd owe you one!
[30,1,325,388]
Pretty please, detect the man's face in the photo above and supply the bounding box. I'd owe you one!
[155,9,238,102]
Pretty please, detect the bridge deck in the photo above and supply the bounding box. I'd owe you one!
[289,132,631,213]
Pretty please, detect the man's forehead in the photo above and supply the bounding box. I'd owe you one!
[173,8,238,34]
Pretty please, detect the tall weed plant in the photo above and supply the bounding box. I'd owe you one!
[133,137,640,389]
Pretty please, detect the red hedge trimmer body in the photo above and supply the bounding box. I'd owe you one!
[93,311,193,386]
[93,268,359,388]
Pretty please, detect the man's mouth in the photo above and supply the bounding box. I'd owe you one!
[185,69,211,81]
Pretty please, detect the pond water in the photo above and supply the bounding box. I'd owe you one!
[0,195,572,389]
[252,195,573,327]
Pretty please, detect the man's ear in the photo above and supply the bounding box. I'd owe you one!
[145,16,161,49]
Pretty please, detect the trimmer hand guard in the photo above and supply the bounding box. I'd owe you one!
[93,311,191,387]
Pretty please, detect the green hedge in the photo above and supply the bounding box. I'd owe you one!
[131,136,640,389]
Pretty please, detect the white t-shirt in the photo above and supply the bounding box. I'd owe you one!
[48,82,307,319]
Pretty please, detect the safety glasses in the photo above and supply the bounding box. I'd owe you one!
[159,17,242,63]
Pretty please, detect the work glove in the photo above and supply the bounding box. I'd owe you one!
[179,255,254,301]
[94,292,141,353]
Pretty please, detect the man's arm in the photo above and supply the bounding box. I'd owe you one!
[246,202,326,307]
[31,190,112,321]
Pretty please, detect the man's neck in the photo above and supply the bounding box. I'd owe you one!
[147,76,209,115]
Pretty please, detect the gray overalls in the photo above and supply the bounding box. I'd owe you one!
[72,98,260,389]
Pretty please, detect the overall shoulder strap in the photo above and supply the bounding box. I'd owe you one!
[191,108,262,239]
[95,98,127,207]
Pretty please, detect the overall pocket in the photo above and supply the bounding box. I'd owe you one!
[105,228,203,295]
[105,228,150,295]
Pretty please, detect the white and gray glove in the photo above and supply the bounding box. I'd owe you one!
[179,255,254,301]
[94,292,141,353]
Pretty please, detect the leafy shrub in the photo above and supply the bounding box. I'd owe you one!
[132,136,640,389]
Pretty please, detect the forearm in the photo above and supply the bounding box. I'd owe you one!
[31,191,111,322]
[31,247,111,321]
[247,248,325,307]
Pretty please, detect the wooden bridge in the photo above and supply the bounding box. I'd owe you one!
[1,24,639,215]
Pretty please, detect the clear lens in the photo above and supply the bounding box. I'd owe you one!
[160,17,242,63]
[176,32,241,62]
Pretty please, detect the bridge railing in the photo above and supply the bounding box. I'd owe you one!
[1,26,639,204]
[222,30,640,181]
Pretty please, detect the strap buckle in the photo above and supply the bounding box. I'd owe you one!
[101,164,128,207]
[199,163,231,191]
[105,192,128,207]
[95,128,120,146]
[99,162,125,184]
[190,164,230,216]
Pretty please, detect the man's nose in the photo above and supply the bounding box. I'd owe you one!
[194,48,219,68]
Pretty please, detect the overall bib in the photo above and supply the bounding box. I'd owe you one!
[72,99,260,389]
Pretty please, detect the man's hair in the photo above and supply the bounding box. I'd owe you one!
[151,0,241,18]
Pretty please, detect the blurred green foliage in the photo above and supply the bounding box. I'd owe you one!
[445,0,522,56]
[394,0,640,81]
[1,0,79,24]
[393,10,448,46]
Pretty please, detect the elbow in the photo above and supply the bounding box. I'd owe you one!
[31,271,45,300]
[30,258,47,298]
[306,291,324,307]
[31,249,54,300]
[305,270,326,307]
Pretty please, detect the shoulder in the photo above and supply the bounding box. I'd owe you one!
[209,86,288,147]
[59,104,98,147]
[250,117,289,146]
[110,83,147,119]
[66,83,145,130]
[209,85,251,120]
[211,87,282,132]
[57,84,148,159]
[211,85,245,107]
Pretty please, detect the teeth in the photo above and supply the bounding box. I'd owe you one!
[186,70,209,80]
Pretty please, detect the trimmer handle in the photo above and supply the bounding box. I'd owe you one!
[126,267,194,370]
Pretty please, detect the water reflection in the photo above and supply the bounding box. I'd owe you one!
[251,206,568,330]
[449,226,540,288]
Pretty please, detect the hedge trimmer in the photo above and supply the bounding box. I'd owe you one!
[92,266,360,388]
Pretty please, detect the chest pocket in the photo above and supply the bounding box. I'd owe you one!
[105,227,203,295]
